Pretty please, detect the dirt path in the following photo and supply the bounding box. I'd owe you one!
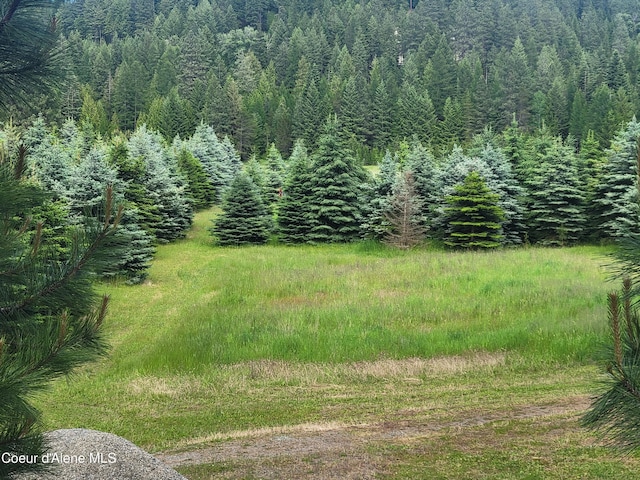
[157,395,591,478]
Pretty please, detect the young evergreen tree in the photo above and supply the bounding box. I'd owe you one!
[210,172,272,246]
[128,125,193,243]
[384,171,426,249]
[593,118,640,240]
[108,137,161,239]
[433,147,493,239]
[361,150,397,240]
[475,143,526,245]
[65,146,154,283]
[185,124,240,203]
[405,141,439,234]
[276,140,315,244]
[263,143,286,210]
[578,129,606,240]
[306,118,367,243]
[176,147,216,210]
[443,170,504,249]
[244,155,271,206]
[526,140,586,246]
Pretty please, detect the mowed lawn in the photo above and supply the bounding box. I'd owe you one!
[35,209,640,478]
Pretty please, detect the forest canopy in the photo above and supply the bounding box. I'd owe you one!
[5,0,640,161]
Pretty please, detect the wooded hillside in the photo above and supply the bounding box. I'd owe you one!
[6,0,640,160]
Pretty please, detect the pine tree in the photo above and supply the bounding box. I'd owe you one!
[361,150,397,240]
[476,144,526,245]
[176,147,216,210]
[384,171,426,249]
[582,279,640,451]
[578,130,606,240]
[526,140,586,246]
[433,147,496,240]
[292,74,330,148]
[186,124,239,203]
[65,145,154,283]
[594,118,640,240]
[244,155,271,208]
[339,75,370,145]
[211,172,272,246]
[263,143,286,210]
[0,0,62,110]
[127,125,193,243]
[0,153,116,478]
[396,83,436,146]
[306,118,367,243]
[276,140,315,244]
[436,96,465,153]
[443,171,504,249]
[107,137,161,238]
[405,141,439,234]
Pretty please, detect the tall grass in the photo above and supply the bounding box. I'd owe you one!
[99,210,612,375]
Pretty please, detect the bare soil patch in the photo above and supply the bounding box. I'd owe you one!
[158,394,591,479]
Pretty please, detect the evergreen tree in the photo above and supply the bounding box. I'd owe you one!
[307,118,366,243]
[436,96,465,152]
[111,59,149,131]
[384,171,426,249]
[65,145,154,283]
[361,150,397,240]
[499,116,531,186]
[594,118,640,239]
[495,37,533,127]
[244,155,271,208]
[262,143,286,212]
[476,143,526,245]
[176,147,216,210]
[578,129,606,239]
[292,73,330,148]
[370,79,394,150]
[0,0,62,110]
[433,147,497,241]
[424,34,458,116]
[582,279,640,451]
[276,140,315,244]
[339,75,370,145]
[0,152,115,478]
[526,140,586,246]
[211,172,272,246]
[128,125,193,242]
[405,141,439,234]
[108,137,161,238]
[396,83,436,146]
[186,124,239,203]
[443,171,504,249]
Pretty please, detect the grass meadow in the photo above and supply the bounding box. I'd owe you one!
[35,209,640,479]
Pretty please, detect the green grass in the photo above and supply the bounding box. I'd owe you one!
[98,209,611,373]
[33,209,636,478]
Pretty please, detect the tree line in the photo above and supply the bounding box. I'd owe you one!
[5,111,639,278]
[5,0,640,163]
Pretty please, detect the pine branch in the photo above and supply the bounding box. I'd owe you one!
[0,190,123,318]
[0,0,22,34]
[583,279,640,450]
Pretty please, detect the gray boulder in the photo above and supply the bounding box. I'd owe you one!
[16,429,187,480]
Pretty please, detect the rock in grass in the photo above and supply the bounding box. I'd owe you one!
[16,429,186,480]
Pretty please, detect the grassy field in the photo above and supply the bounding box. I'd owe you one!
[35,209,640,478]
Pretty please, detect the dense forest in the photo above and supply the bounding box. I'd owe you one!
[6,0,640,158]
